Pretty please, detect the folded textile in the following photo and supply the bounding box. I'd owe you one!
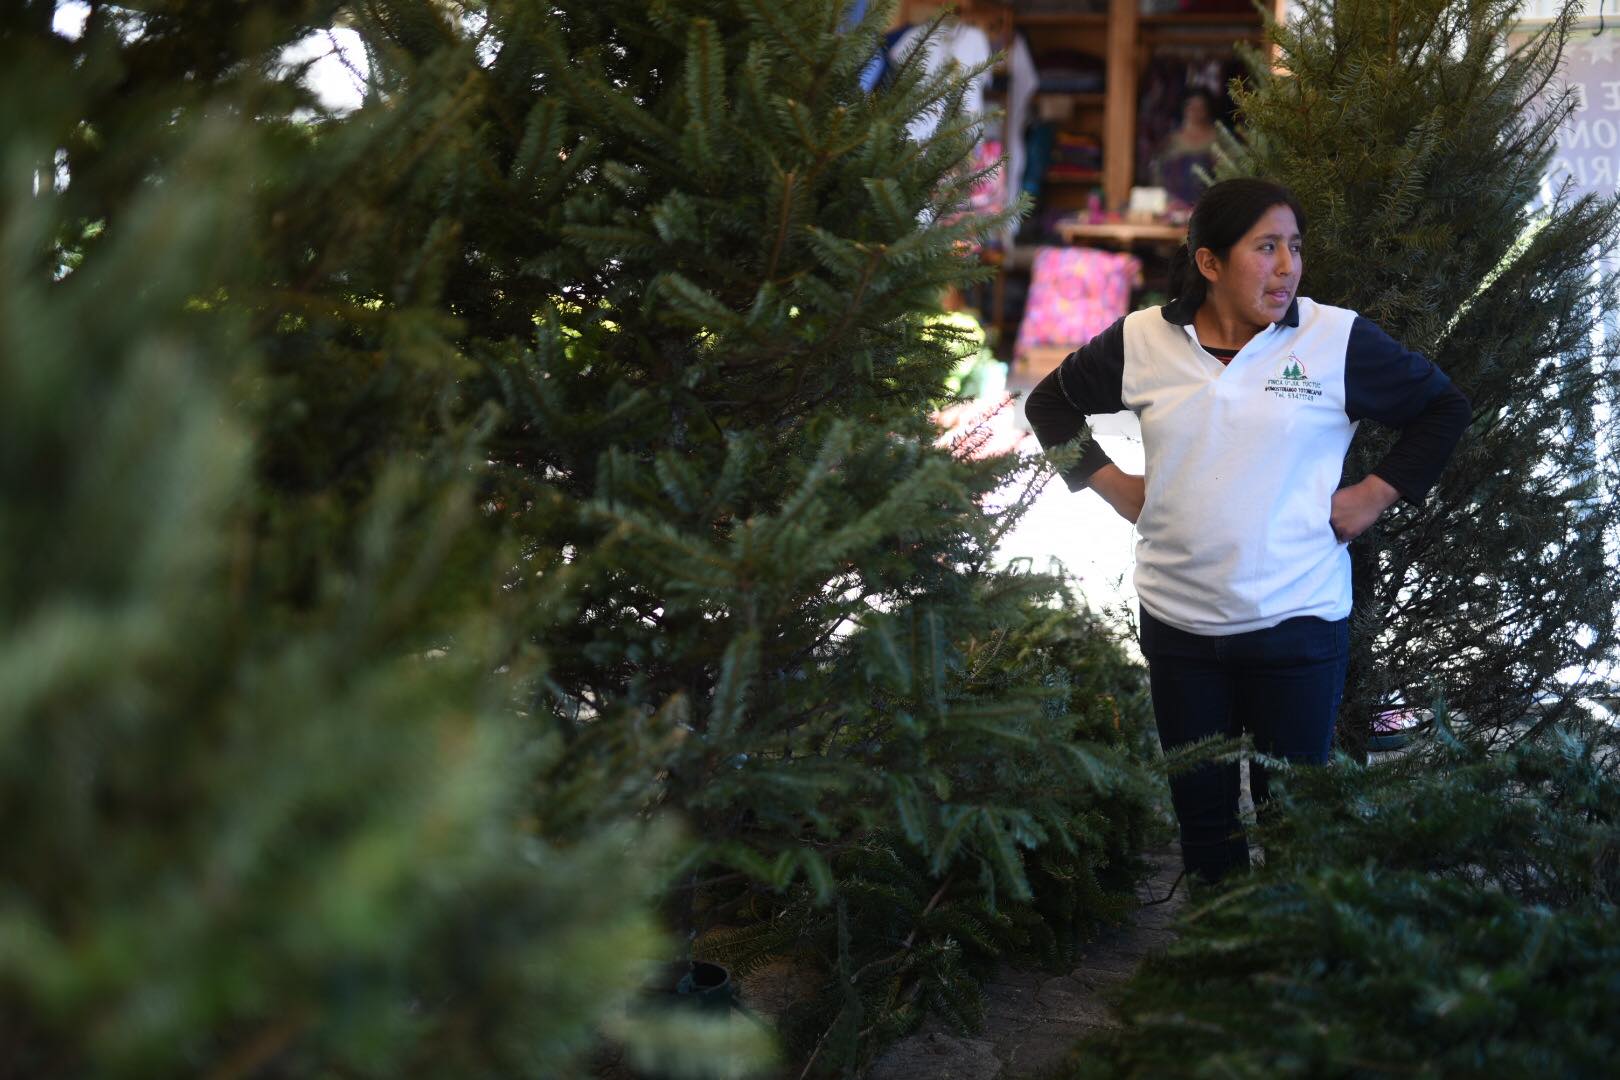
[1014,246,1143,359]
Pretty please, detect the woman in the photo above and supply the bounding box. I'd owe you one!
[1024,178,1471,888]
[1150,88,1219,209]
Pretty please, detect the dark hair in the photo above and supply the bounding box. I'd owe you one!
[1181,87,1219,115]
[1167,178,1306,311]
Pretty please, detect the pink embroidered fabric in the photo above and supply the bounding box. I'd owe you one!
[1014,247,1142,360]
[966,139,1006,220]
[943,139,1005,256]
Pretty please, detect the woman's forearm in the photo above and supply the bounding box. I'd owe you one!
[1088,463,1146,524]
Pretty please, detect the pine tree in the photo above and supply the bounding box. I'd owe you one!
[697,592,1162,1074]
[0,7,767,1077]
[335,0,1163,1066]
[1062,711,1620,1078]
[1223,0,1620,751]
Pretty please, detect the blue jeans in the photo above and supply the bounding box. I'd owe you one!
[1139,603,1349,885]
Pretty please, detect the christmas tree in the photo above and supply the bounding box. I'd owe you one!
[1225,0,1620,750]
[4,0,1162,1074]
[1063,711,1620,1078]
[335,0,1162,1068]
[0,7,766,1076]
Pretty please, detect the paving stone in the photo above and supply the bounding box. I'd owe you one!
[1033,983,1116,1026]
[1067,952,1131,973]
[997,1026,1104,1076]
[865,1030,1002,1080]
[1135,914,1181,934]
[984,965,1044,991]
[982,980,1042,1025]
[1063,973,1131,1002]
[1031,974,1090,998]
[1126,927,1177,951]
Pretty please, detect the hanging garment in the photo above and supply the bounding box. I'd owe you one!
[1021,120,1057,198]
[890,20,994,144]
[940,136,1006,253]
[967,138,1007,220]
[1151,132,1216,207]
[1000,32,1039,241]
[844,0,888,92]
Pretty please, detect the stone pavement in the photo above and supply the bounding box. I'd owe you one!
[862,845,1186,1080]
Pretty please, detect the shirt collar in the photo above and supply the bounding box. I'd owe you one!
[1161,295,1300,328]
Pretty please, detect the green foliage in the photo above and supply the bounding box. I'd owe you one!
[327,0,1154,1067]
[0,7,745,1077]
[1063,709,1620,1078]
[697,596,1162,1076]
[2,0,1159,1073]
[1224,0,1620,748]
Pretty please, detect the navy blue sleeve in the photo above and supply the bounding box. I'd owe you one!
[1023,316,1128,491]
[1344,316,1472,505]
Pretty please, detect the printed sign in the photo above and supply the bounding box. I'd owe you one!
[1528,26,1620,201]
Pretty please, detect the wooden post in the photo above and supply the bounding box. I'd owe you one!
[1104,0,1139,211]
[1268,0,1290,70]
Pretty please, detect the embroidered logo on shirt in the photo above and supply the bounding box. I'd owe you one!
[1264,353,1324,401]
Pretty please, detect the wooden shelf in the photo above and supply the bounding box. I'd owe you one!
[1016,11,1260,29]
[1139,11,1263,24]
[894,0,1276,211]
[1139,8,1267,42]
[1141,30,1265,43]
[1033,90,1106,103]
[1055,219,1186,245]
[893,0,1284,348]
[1014,12,1107,26]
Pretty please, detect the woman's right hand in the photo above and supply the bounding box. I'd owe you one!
[1087,464,1145,524]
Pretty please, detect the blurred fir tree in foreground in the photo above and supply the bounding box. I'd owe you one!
[0,5,766,1077]
[1224,0,1620,752]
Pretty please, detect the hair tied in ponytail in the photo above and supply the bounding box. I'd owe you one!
[1167,241,1195,305]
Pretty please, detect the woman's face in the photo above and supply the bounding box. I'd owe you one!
[1198,203,1302,329]
[1182,95,1212,126]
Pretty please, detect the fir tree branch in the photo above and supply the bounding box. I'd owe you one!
[765,166,797,283]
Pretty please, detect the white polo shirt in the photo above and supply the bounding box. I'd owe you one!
[1025,297,1468,636]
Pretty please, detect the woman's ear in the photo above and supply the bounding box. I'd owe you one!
[1194,247,1221,284]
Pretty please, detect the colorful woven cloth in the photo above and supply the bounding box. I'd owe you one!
[1014,246,1142,359]
[966,138,1006,221]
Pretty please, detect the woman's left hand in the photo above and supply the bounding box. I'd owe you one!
[1330,475,1401,543]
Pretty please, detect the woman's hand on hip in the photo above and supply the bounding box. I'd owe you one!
[1330,475,1400,542]
[1088,463,1146,524]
